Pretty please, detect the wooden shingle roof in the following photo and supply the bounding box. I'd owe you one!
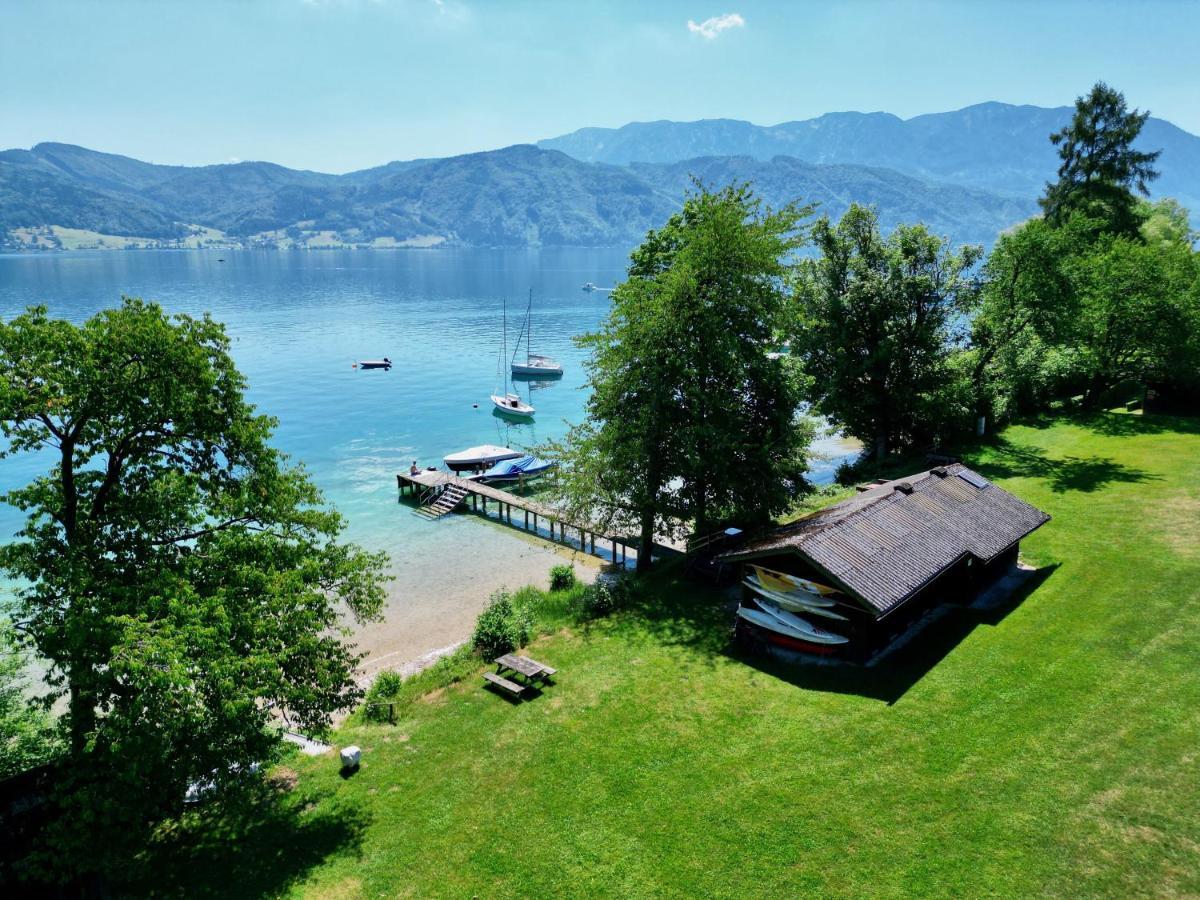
[721,464,1050,616]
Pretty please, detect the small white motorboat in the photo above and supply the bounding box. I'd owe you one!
[491,393,534,418]
[359,357,392,370]
[443,444,522,473]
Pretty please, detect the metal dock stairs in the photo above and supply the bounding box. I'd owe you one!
[416,482,469,519]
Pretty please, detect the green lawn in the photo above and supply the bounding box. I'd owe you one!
[141,413,1200,898]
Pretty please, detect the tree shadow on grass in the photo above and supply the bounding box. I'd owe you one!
[1011,410,1200,438]
[126,776,368,899]
[727,563,1059,705]
[1071,410,1200,438]
[969,436,1159,494]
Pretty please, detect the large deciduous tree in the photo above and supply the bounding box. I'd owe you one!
[792,204,982,459]
[0,299,387,881]
[1067,234,1197,405]
[547,183,814,564]
[967,216,1088,422]
[1040,82,1161,236]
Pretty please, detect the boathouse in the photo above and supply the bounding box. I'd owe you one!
[719,463,1050,656]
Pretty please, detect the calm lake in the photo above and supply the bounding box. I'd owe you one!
[0,248,858,670]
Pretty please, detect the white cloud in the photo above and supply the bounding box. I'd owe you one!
[687,12,744,40]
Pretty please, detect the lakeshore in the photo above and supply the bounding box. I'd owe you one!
[0,247,862,682]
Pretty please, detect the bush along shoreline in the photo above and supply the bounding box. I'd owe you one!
[360,567,632,722]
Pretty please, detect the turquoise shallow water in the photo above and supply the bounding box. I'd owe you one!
[0,248,856,667]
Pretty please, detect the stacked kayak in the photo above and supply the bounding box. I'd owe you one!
[742,579,847,621]
[750,564,840,597]
[737,565,851,653]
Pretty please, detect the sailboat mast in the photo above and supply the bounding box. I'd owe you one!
[502,296,508,395]
[527,288,532,358]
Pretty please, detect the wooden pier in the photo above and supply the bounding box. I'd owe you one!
[397,470,638,565]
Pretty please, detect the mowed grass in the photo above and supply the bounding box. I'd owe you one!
[143,414,1200,898]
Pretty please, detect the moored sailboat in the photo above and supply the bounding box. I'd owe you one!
[491,297,535,418]
[511,289,563,377]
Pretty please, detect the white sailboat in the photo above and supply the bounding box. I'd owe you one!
[511,289,563,377]
[491,297,535,418]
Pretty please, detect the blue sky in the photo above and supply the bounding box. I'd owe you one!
[2,0,1197,172]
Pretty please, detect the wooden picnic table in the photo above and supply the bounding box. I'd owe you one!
[495,653,547,680]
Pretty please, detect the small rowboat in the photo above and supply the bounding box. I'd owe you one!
[359,358,393,370]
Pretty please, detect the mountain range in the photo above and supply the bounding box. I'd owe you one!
[3,102,1198,252]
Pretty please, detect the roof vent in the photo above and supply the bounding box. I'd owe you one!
[893,481,914,494]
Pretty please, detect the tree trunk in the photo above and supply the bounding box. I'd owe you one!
[637,505,655,572]
[69,678,96,755]
[873,429,888,461]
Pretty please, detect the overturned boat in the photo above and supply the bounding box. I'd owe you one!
[443,444,522,473]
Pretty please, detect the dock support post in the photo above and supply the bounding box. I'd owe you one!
[472,493,477,512]
[590,532,595,554]
[621,543,627,564]
[612,540,618,562]
[524,509,529,530]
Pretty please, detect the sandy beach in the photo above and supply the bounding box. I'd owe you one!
[352,515,604,681]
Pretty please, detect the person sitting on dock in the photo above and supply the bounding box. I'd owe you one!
[409,460,420,476]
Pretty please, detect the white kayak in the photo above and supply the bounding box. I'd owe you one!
[736,606,849,646]
[744,574,837,609]
[744,585,849,619]
[754,597,849,643]
[751,564,840,597]
[743,580,848,621]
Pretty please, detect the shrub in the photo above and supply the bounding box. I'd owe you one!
[363,670,405,723]
[580,574,632,619]
[549,564,577,591]
[472,590,526,660]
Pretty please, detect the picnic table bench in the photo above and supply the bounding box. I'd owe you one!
[482,670,525,697]
[482,654,558,698]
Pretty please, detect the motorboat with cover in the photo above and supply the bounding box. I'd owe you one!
[471,455,556,483]
[443,444,522,473]
[359,357,392,369]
